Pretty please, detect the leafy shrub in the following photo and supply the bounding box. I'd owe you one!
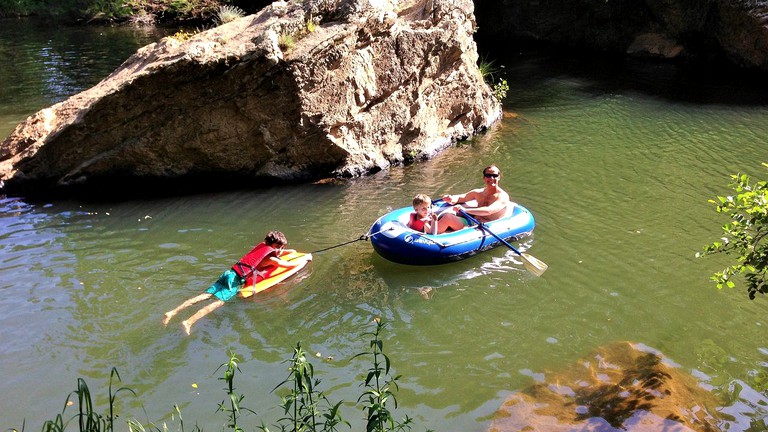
[82,0,132,21]
[478,58,508,103]
[698,162,768,299]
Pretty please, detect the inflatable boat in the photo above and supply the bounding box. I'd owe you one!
[368,201,536,265]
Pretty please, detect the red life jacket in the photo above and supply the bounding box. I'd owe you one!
[408,212,426,232]
[232,242,277,285]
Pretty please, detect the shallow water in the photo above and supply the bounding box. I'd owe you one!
[1,19,768,431]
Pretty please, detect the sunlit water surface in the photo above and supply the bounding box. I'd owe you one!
[1,18,768,431]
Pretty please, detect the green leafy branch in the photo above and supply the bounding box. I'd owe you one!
[698,162,768,299]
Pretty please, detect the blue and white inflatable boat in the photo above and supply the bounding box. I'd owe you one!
[368,201,536,265]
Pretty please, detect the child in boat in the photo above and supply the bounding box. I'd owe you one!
[407,193,439,234]
[162,230,308,335]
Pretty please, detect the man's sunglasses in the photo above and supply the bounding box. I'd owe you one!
[483,173,499,178]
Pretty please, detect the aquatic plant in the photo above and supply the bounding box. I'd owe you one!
[353,318,414,432]
[267,342,348,432]
[0,0,226,21]
[35,368,135,432]
[167,0,194,16]
[215,352,255,432]
[478,58,496,80]
[15,320,421,432]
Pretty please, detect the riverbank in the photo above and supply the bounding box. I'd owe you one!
[0,0,261,24]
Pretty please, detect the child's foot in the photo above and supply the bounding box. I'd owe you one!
[162,312,174,326]
[182,320,192,335]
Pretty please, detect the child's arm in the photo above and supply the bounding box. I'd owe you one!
[267,254,310,268]
[429,212,438,234]
[422,212,438,234]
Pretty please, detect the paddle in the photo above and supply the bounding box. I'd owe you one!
[457,209,548,276]
[430,197,453,215]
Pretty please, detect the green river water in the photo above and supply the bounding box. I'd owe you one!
[1,18,767,431]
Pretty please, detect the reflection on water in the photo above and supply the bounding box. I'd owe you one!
[1,19,768,432]
[0,18,172,136]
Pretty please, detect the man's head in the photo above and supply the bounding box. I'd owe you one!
[483,165,501,181]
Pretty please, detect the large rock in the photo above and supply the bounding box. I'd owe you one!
[0,0,500,197]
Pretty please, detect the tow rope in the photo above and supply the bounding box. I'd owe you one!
[308,226,393,254]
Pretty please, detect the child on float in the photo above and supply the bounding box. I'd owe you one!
[163,230,308,335]
[407,193,439,234]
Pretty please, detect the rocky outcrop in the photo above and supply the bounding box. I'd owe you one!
[487,342,724,432]
[475,0,768,70]
[0,0,500,197]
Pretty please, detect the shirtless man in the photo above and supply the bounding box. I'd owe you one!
[437,165,510,233]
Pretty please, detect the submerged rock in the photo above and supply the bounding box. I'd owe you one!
[488,342,724,431]
[0,0,500,198]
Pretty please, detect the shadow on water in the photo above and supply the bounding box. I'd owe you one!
[482,47,768,108]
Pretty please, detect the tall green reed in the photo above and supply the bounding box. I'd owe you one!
[263,342,348,432]
[215,352,256,432]
[38,368,135,432]
[17,320,424,432]
[353,319,414,432]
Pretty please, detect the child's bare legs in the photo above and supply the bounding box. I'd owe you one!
[163,293,212,326]
[182,300,225,335]
[437,213,467,233]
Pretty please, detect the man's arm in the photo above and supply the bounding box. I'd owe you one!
[443,189,482,205]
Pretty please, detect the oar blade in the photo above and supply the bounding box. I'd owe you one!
[457,208,547,276]
[521,253,548,276]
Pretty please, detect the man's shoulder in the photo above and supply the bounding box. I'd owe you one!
[492,188,511,205]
